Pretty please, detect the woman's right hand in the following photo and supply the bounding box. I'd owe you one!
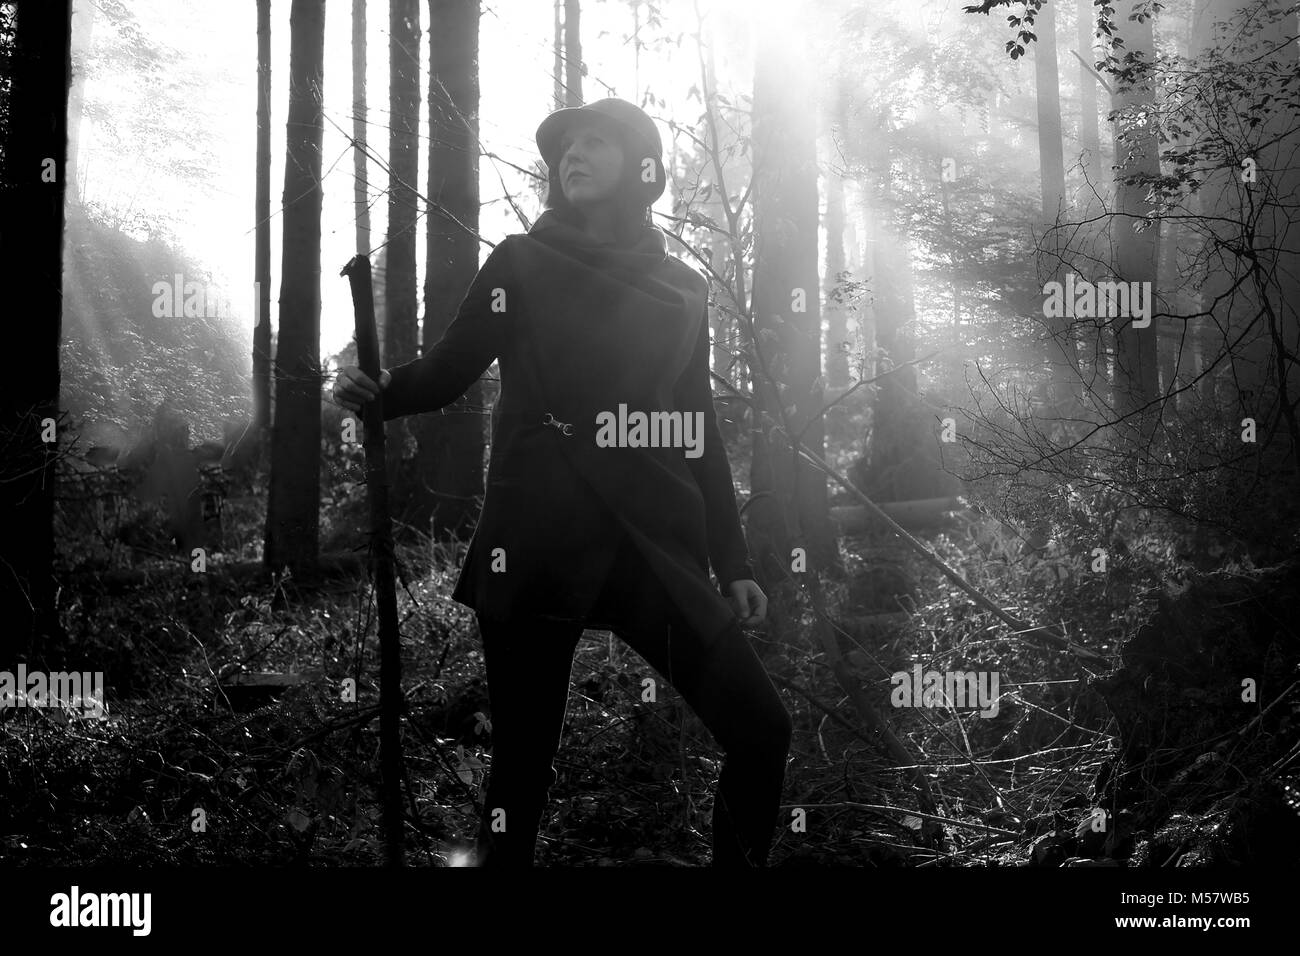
[332,365,391,413]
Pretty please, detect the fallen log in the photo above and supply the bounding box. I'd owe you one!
[831,496,967,535]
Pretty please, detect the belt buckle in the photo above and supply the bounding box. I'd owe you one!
[542,412,574,437]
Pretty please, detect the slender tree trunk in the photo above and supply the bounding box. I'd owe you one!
[1253,0,1300,474]
[1035,0,1078,410]
[1035,0,1066,222]
[1108,0,1161,447]
[254,0,273,434]
[0,0,72,664]
[354,0,371,256]
[824,163,849,387]
[415,0,484,540]
[750,23,836,612]
[1157,217,1179,398]
[553,0,564,110]
[386,0,421,530]
[564,0,582,106]
[265,0,325,576]
[696,16,743,435]
[824,77,851,400]
[1077,0,1100,194]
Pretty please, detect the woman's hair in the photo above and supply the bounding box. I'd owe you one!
[543,126,654,239]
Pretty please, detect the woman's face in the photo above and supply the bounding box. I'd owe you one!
[558,121,626,207]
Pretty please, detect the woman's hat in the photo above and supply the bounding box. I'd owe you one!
[536,97,666,203]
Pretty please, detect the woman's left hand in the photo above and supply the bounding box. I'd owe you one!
[726,579,767,626]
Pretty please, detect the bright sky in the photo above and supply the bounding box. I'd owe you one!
[75,0,769,359]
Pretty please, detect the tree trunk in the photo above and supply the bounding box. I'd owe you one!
[1077,0,1100,192]
[750,24,836,613]
[1034,0,1078,409]
[254,0,273,434]
[354,0,371,256]
[265,0,325,576]
[824,78,851,401]
[553,0,564,110]
[851,106,956,506]
[385,0,422,532]
[1035,0,1066,223]
[0,0,72,664]
[1107,0,1161,448]
[414,0,484,541]
[1252,0,1300,474]
[564,0,582,106]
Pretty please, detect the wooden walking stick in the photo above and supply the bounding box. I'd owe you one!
[341,254,405,868]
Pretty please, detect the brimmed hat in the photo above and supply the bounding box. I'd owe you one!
[536,97,666,203]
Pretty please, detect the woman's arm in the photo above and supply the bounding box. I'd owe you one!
[673,309,755,586]
[381,240,512,421]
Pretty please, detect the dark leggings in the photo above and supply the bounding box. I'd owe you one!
[471,557,793,866]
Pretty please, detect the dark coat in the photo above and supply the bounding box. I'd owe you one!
[380,211,754,650]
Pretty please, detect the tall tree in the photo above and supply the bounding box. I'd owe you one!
[355,0,381,359]
[0,0,72,664]
[749,21,835,615]
[254,0,272,434]
[564,0,582,106]
[1076,0,1100,191]
[1034,0,1066,222]
[1107,0,1161,445]
[553,0,564,110]
[354,0,371,256]
[1034,0,1079,411]
[265,0,326,575]
[386,0,421,528]
[414,0,484,540]
[822,76,852,444]
[1252,0,1300,462]
[858,107,930,501]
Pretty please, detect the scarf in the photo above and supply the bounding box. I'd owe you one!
[527,209,669,286]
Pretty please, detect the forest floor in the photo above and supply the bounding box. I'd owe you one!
[3,494,1298,867]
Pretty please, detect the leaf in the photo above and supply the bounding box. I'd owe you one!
[286,809,311,833]
[902,815,923,830]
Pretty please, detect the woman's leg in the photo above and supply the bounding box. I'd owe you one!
[611,613,794,866]
[473,613,583,867]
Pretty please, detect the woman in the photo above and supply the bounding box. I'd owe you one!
[333,98,793,867]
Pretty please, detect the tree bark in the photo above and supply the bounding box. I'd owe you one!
[1107,0,1162,447]
[415,0,485,541]
[0,0,72,664]
[553,0,564,110]
[265,0,325,576]
[385,0,422,532]
[1076,0,1100,192]
[254,0,273,434]
[354,0,371,256]
[750,23,836,610]
[564,0,582,106]
[1034,0,1079,409]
